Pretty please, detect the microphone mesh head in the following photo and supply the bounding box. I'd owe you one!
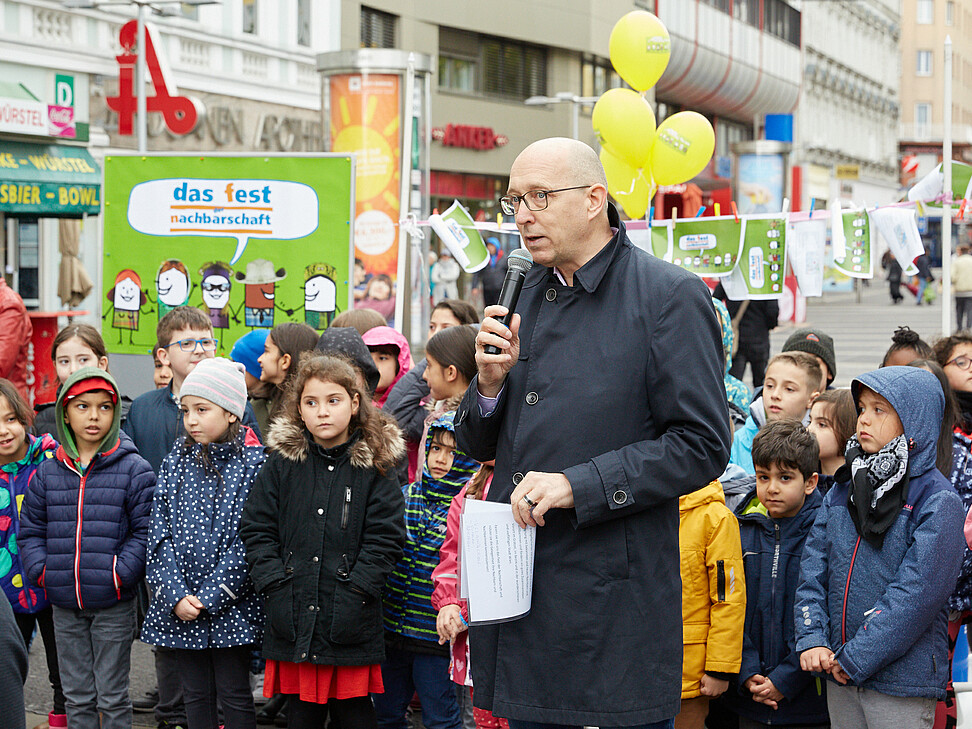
[507,248,534,274]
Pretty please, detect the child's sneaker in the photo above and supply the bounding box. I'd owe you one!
[47,713,67,729]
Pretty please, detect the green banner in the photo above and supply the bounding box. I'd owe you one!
[832,209,872,279]
[102,154,355,354]
[721,215,787,300]
[670,216,743,277]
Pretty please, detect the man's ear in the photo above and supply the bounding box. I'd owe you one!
[805,472,819,494]
[588,183,609,221]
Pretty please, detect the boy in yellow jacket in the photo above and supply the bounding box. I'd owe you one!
[677,480,747,729]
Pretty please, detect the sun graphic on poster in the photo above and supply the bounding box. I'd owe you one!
[330,75,402,278]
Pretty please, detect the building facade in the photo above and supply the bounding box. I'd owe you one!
[795,0,901,211]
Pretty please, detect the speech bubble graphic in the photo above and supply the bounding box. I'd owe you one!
[127,178,319,264]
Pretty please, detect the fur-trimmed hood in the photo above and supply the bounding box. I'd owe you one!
[266,412,405,472]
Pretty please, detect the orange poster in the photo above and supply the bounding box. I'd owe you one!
[330,73,402,326]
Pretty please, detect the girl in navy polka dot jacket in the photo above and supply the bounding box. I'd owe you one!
[141,358,266,729]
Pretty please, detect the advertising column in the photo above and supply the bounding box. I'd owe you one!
[318,50,432,334]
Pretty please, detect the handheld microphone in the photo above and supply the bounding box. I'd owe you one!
[483,248,534,355]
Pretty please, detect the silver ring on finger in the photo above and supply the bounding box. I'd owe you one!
[522,494,537,508]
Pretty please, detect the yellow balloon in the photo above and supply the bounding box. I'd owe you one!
[609,11,672,92]
[592,89,656,169]
[600,148,651,219]
[649,111,715,186]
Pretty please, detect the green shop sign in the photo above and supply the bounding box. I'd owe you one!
[0,141,101,216]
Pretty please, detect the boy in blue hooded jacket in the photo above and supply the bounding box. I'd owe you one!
[795,366,966,729]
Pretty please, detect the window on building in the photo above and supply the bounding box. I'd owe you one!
[763,0,801,47]
[297,0,311,46]
[439,28,479,93]
[482,37,547,100]
[915,102,932,137]
[361,6,395,48]
[701,0,730,13]
[917,0,934,23]
[733,0,759,26]
[439,56,479,92]
[947,1,954,25]
[242,0,257,34]
[581,55,622,98]
[917,50,933,76]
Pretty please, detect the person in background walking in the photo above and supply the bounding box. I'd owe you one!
[431,250,461,303]
[953,245,972,329]
[712,284,780,388]
[882,250,904,305]
[471,239,507,308]
[915,248,935,306]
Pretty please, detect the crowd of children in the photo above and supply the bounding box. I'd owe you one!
[6,295,972,729]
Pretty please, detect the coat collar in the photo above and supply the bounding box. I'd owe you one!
[533,202,627,294]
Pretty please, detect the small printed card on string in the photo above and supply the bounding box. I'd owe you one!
[832,209,873,279]
[721,214,787,300]
[670,216,743,278]
[907,161,972,207]
[787,218,826,298]
[428,200,489,273]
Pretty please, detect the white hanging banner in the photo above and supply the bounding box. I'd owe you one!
[787,218,826,298]
[868,206,923,277]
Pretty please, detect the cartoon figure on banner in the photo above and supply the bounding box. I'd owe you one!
[298,263,338,330]
[355,273,395,326]
[198,261,233,334]
[234,259,288,329]
[152,259,192,318]
[104,269,149,344]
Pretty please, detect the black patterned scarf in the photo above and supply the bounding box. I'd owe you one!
[838,433,910,548]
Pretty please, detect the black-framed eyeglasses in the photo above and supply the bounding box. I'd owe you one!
[165,338,218,352]
[947,354,972,372]
[499,185,593,215]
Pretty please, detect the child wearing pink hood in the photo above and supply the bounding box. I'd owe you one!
[363,326,413,409]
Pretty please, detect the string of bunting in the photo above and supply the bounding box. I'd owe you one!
[404,160,967,301]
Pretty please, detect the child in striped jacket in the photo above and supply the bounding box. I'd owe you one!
[375,411,478,729]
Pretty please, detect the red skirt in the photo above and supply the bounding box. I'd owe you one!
[264,659,383,704]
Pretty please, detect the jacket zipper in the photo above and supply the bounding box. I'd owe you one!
[770,522,780,662]
[842,535,863,644]
[341,486,351,530]
[71,462,87,610]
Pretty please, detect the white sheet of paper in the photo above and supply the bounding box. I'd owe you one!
[459,499,535,625]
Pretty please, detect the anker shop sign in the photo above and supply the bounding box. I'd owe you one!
[432,124,508,151]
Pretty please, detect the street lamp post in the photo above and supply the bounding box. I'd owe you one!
[524,92,600,141]
[63,0,218,153]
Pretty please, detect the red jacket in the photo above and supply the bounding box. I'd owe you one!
[0,278,31,400]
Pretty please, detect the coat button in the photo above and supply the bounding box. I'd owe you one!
[312,655,318,661]
[301,652,307,659]
[317,508,324,515]
[525,392,539,405]
[545,288,557,302]
[308,604,316,611]
[613,490,628,505]
[312,556,319,563]
[328,465,334,471]
[512,472,524,485]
